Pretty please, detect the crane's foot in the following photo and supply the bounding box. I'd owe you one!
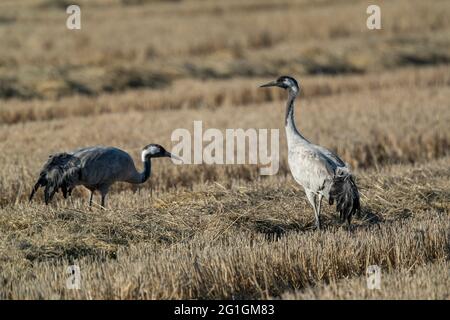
[315,220,321,230]
[345,219,355,232]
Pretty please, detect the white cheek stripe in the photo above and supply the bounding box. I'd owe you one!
[142,146,160,161]
[285,79,299,92]
[141,149,149,162]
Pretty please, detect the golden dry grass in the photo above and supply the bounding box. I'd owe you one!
[1,0,449,100]
[0,0,449,299]
[1,157,449,299]
[281,260,450,300]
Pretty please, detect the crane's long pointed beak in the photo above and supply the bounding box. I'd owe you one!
[166,151,183,163]
[259,80,278,88]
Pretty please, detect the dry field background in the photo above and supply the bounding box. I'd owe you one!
[0,0,449,299]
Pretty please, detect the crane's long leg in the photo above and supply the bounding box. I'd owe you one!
[317,194,323,229]
[99,186,109,209]
[100,194,106,208]
[89,191,94,207]
[68,188,74,206]
[306,191,321,229]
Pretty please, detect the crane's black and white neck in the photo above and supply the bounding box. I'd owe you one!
[137,143,183,183]
[261,76,308,148]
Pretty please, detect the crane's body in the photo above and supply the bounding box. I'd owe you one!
[30,144,179,207]
[261,76,360,228]
[72,146,149,185]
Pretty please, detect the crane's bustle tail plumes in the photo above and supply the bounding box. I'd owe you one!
[329,174,360,224]
[29,153,81,204]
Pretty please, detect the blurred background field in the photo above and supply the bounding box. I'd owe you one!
[1,0,450,102]
[0,0,449,299]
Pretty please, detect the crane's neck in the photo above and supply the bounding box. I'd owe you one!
[140,158,152,183]
[128,158,152,184]
[285,89,308,147]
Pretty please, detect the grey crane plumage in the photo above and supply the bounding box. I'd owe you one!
[29,144,180,207]
[260,76,360,229]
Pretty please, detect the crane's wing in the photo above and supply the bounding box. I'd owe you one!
[313,145,346,168]
[29,153,81,204]
[70,146,136,185]
[289,147,337,192]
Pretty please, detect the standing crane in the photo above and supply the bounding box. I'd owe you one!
[29,144,181,207]
[260,76,360,229]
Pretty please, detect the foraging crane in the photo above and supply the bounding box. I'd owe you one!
[29,144,181,207]
[260,76,360,229]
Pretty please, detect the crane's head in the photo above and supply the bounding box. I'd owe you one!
[141,144,182,162]
[259,76,299,93]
